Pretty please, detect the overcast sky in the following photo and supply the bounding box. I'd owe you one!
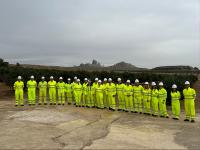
[0,0,199,68]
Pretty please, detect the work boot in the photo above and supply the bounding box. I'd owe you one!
[184,119,189,122]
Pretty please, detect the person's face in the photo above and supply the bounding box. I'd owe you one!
[152,85,156,89]
[185,84,190,89]
[172,88,176,92]
[144,84,149,89]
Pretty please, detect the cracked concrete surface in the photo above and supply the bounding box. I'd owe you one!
[0,100,200,149]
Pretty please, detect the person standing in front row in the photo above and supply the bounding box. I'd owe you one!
[183,81,196,123]
[48,76,57,105]
[14,76,24,106]
[171,84,181,120]
[27,75,37,105]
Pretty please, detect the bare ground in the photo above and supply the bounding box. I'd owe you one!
[0,82,200,149]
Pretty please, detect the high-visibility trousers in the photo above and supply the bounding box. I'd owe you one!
[85,93,92,107]
[184,99,195,120]
[143,98,151,114]
[66,92,73,104]
[172,100,180,119]
[74,93,82,106]
[49,88,56,104]
[82,94,87,106]
[103,93,109,108]
[39,88,47,104]
[152,97,159,116]
[58,89,65,104]
[28,88,36,104]
[134,95,142,112]
[159,98,168,117]
[108,95,116,109]
[125,95,133,111]
[15,89,24,105]
[96,93,104,108]
[118,94,125,110]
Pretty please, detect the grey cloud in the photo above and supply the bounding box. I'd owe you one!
[0,0,199,68]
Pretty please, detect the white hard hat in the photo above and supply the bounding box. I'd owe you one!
[68,78,71,81]
[30,75,34,79]
[41,76,45,80]
[117,78,121,81]
[74,76,77,80]
[159,82,164,86]
[50,76,54,79]
[104,78,107,81]
[98,80,102,83]
[135,79,139,83]
[127,80,130,83]
[172,84,177,89]
[77,79,80,82]
[144,82,149,85]
[108,78,112,81]
[152,82,156,86]
[17,76,22,80]
[84,78,88,81]
[59,77,63,80]
[185,81,190,85]
[95,78,98,81]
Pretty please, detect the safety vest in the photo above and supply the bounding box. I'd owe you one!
[38,81,47,89]
[116,83,125,95]
[106,83,116,96]
[95,85,104,95]
[73,83,82,93]
[27,80,37,89]
[158,88,167,100]
[65,83,72,93]
[123,85,133,96]
[57,82,65,89]
[151,89,159,98]
[171,91,181,101]
[133,85,143,97]
[82,83,88,95]
[14,81,24,90]
[48,80,57,88]
[183,87,196,100]
[143,88,151,99]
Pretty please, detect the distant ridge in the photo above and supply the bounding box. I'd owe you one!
[152,65,199,71]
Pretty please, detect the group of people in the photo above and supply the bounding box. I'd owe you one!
[13,75,196,122]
